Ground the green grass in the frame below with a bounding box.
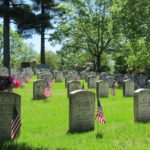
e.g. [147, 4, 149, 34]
[1, 76, 150, 150]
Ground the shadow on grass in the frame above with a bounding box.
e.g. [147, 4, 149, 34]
[95, 132, 103, 139]
[0, 142, 48, 150]
[66, 129, 94, 135]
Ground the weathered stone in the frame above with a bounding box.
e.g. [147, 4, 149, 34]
[96, 80, 109, 98]
[123, 79, 134, 97]
[33, 80, 49, 99]
[88, 75, 96, 88]
[67, 80, 81, 97]
[134, 89, 150, 122]
[69, 90, 95, 132]
[0, 92, 21, 141]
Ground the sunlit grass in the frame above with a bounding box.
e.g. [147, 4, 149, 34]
[0, 76, 150, 150]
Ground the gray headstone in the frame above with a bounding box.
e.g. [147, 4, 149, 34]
[123, 79, 134, 97]
[55, 71, 63, 82]
[138, 75, 147, 88]
[33, 79, 49, 99]
[67, 80, 81, 97]
[63, 70, 69, 77]
[0, 92, 21, 141]
[65, 75, 75, 88]
[100, 72, 108, 80]
[69, 90, 95, 132]
[147, 80, 150, 89]
[134, 89, 150, 122]
[105, 76, 114, 88]
[41, 73, 52, 82]
[96, 80, 109, 98]
[88, 75, 96, 88]
[80, 72, 86, 80]
[37, 72, 42, 79]
[72, 71, 78, 80]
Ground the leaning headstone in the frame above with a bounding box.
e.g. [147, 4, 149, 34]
[0, 92, 21, 141]
[65, 75, 75, 88]
[96, 80, 109, 98]
[134, 89, 150, 122]
[69, 90, 95, 132]
[67, 80, 81, 97]
[123, 79, 134, 97]
[88, 75, 96, 88]
[33, 79, 49, 99]
[55, 71, 63, 82]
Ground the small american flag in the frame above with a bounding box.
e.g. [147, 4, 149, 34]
[96, 99, 106, 124]
[10, 105, 21, 140]
[43, 87, 51, 97]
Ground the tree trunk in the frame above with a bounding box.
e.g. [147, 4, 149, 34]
[40, 2, 46, 64]
[3, 0, 10, 75]
[96, 54, 101, 72]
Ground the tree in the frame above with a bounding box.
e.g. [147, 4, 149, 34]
[0, 0, 36, 74]
[45, 50, 60, 69]
[30, 0, 64, 64]
[0, 26, 39, 67]
[51, 0, 117, 72]
[115, 0, 150, 73]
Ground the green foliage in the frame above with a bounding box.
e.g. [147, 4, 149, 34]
[45, 50, 60, 70]
[0, 26, 39, 67]
[51, 0, 116, 71]
[114, 0, 150, 73]
[113, 52, 128, 74]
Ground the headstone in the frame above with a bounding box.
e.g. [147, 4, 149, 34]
[134, 89, 150, 122]
[55, 71, 63, 82]
[88, 75, 96, 88]
[138, 75, 147, 88]
[96, 80, 109, 98]
[69, 90, 95, 132]
[80, 72, 86, 80]
[72, 71, 78, 80]
[53, 70, 58, 79]
[37, 72, 42, 79]
[65, 75, 75, 88]
[0, 92, 21, 141]
[105, 76, 114, 88]
[147, 80, 150, 89]
[67, 80, 81, 97]
[115, 74, 124, 85]
[100, 72, 108, 80]
[85, 72, 90, 82]
[33, 79, 49, 99]
[41, 73, 52, 82]
[63, 70, 69, 77]
[123, 79, 134, 97]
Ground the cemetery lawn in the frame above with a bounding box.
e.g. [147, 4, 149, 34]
[1, 76, 150, 150]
